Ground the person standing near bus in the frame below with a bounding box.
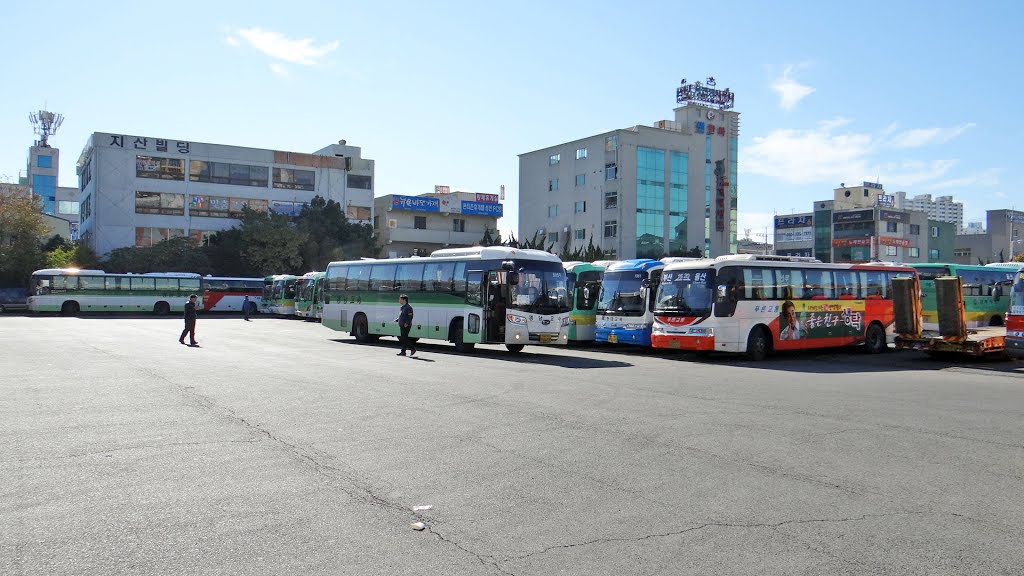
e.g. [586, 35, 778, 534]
[243, 295, 251, 321]
[396, 294, 415, 356]
[179, 294, 199, 346]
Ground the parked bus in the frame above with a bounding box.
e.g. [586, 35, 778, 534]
[295, 271, 325, 319]
[28, 269, 202, 315]
[263, 274, 299, 315]
[259, 276, 274, 314]
[322, 246, 571, 353]
[650, 255, 916, 360]
[595, 259, 665, 346]
[201, 276, 262, 313]
[1006, 270, 1024, 358]
[563, 262, 605, 342]
[910, 263, 1017, 327]
[985, 262, 1024, 271]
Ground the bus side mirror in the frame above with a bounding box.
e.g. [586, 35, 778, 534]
[507, 271, 520, 286]
[716, 285, 728, 302]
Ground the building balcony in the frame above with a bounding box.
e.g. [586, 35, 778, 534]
[387, 228, 484, 246]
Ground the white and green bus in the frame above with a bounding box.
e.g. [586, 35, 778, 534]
[28, 269, 202, 315]
[321, 247, 572, 353]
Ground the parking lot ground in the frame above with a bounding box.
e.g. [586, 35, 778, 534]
[2, 315, 1023, 575]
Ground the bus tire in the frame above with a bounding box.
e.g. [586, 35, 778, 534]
[506, 344, 525, 353]
[61, 301, 80, 316]
[153, 301, 170, 316]
[864, 322, 887, 354]
[989, 315, 1004, 327]
[745, 326, 771, 361]
[352, 313, 372, 343]
[451, 318, 475, 353]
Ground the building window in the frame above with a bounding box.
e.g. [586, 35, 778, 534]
[576, 174, 585, 187]
[189, 195, 268, 218]
[57, 201, 80, 215]
[575, 201, 586, 213]
[604, 220, 618, 238]
[605, 191, 618, 209]
[909, 247, 920, 258]
[886, 221, 898, 233]
[548, 231, 559, 243]
[575, 228, 586, 240]
[886, 245, 898, 256]
[549, 154, 560, 165]
[931, 226, 940, 237]
[136, 155, 185, 181]
[605, 163, 618, 180]
[452, 218, 466, 232]
[37, 155, 52, 168]
[548, 205, 559, 218]
[414, 216, 427, 230]
[135, 191, 185, 215]
[910, 224, 920, 235]
[189, 160, 269, 187]
[373, 215, 380, 229]
[548, 178, 559, 192]
[930, 249, 940, 259]
[347, 174, 372, 189]
[605, 135, 618, 152]
[272, 167, 315, 191]
[576, 147, 588, 160]
[134, 227, 185, 247]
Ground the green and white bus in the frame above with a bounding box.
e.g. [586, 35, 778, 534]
[28, 269, 202, 315]
[563, 261, 605, 342]
[263, 274, 299, 315]
[295, 271, 325, 319]
[910, 263, 1017, 327]
[322, 247, 571, 353]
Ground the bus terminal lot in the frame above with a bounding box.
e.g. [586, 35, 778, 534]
[3, 316, 1024, 576]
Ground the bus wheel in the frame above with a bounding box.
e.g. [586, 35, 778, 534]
[990, 315, 1004, 327]
[61, 301, 80, 316]
[864, 322, 887, 354]
[506, 344, 525, 353]
[352, 314, 371, 343]
[452, 318, 475, 353]
[745, 326, 770, 361]
[153, 301, 170, 316]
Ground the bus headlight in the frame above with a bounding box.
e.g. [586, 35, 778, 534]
[507, 314, 528, 325]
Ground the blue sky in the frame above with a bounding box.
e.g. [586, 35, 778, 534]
[2, 1, 1021, 241]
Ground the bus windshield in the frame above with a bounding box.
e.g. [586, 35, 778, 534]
[598, 270, 647, 316]
[1012, 274, 1024, 310]
[510, 261, 571, 315]
[656, 268, 714, 316]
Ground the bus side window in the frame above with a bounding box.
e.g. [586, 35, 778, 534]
[466, 271, 482, 306]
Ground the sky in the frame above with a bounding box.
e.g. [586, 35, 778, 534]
[1, 0, 1022, 243]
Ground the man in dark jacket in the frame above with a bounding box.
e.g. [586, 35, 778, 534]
[396, 294, 415, 356]
[179, 294, 199, 346]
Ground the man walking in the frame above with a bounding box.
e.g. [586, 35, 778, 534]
[179, 294, 199, 346]
[396, 294, 415, 356]
[243, 295, 251, 321]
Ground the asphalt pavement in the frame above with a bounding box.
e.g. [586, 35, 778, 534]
[2, 314, 1023, 575]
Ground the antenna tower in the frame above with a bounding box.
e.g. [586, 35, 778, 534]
[29, 109, 64, 147]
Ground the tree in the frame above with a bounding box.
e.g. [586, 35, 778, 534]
[296, 196, 378, 269]
[103, 236, 211, 274]
[236, 207, 307, 275]
[42, 236, 101, 270]
[0, 190, 48, 288]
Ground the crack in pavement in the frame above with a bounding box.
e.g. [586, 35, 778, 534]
[7, 439, 264, 463]
[426, 525, 515, 576]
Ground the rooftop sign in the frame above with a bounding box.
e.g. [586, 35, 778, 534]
[676, 77, 735, 110]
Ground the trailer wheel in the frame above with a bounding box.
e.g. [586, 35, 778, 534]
[864, 322, 887, 354]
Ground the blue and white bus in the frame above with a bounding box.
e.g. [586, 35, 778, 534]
[595, 259, 665, 346]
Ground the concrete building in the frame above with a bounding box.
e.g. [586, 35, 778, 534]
[373, 191, 501, 258]
[519, 100, 739, 260]
[76, 133, 374, 255]
[895, 192, 965, 234]
[953, 209, 1024, 264]
[25, 146, 80, 237]
[773, 212, 814, 258]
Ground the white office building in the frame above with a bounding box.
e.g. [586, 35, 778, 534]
[519, 98, 739, 260]
[373, 191, 502, 258]
[76, 133, 374, 255]
[895, 192, 964, 234]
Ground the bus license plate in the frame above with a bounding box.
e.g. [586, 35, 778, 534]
[539, 334, 555, 343]
[670, 339, 680, 349]
[608, 334, 618, 344]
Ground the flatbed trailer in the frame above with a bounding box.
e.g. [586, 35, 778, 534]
[895, 327, 1006, 357]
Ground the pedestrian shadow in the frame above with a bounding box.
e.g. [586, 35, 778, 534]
[328, 338, 633, 369]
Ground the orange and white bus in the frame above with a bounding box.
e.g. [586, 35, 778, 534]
[1006, 270, 1024, 359]
[650, 254, 916, 360]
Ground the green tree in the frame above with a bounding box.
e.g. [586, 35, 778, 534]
[103, 236, 211, 274]
[237, 207, 307, 275]
[296, 196, 379, 269]
[204, 228, 250, 276]
[0, 190, 48, 288]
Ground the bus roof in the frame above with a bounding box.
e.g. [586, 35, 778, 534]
[662, 256, 915, 273]
[298, 271, 322, 279]
[203, 276, 264, 281]
[563, 261, 605, 272]
[327, 246, 563, 268]
[985, 262, 1024, 270]
[32, 268, 107, 275]
[604, 259, 664, 272]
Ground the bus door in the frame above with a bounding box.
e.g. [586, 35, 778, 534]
[484, 270, 509, 342]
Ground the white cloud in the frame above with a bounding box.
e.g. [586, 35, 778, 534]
[743, 117, 872, 185]
[771, 65, 816, 110]
[888, 122, 976, 148]
[877, 159, 959, 188]
[269, 63, 289, 78]
[925, 168, 1000, 191]
[224, 35, 240, 48]
[229, 27, 338, 66]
